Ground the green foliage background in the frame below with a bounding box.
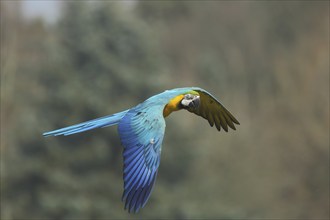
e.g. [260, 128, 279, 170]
[1, 1, 329, 219]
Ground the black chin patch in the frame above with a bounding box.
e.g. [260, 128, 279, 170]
[190, 96, 200, 107]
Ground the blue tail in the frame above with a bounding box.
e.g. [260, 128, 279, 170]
[43, 110, 129, 137]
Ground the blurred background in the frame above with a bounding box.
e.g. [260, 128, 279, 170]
[1, 1, 329, 219]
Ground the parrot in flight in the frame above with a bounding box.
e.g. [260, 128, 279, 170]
[43, 87, 239, 213]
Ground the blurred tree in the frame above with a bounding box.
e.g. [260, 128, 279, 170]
[2, 1, 169, 219]
[2, 1, 329, 219]
[136, 1, 329, 218]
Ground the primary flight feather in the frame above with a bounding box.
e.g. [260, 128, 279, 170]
[43, 87, 239, 213]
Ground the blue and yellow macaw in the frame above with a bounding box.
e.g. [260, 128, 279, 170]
[43, 87, 239, 213]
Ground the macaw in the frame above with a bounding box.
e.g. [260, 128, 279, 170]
[43, 87, 239, 213]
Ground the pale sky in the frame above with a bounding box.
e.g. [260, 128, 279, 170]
[22, 0, 61, 23]
[21, 0, 135, 23]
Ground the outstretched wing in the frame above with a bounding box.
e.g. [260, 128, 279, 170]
[118, 105, 165, 213]
[190, 89, 240, 132]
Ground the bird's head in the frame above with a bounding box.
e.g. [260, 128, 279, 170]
[163, 91, 200, 117]
[180, 93, 200, 110]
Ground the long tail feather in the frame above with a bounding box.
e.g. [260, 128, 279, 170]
[43, 110, 129, 137]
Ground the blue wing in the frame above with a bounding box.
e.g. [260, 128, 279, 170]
[43, 110, 129, 136]
[118, 104, 165, 213]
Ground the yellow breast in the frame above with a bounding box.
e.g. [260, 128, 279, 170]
[163, 94, 185, 117]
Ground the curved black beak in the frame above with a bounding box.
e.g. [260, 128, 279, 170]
[188, 96, 200, 108]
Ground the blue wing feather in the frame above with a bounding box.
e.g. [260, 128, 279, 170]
[117, 87, 205, 213]
[118, 105, 165, 213]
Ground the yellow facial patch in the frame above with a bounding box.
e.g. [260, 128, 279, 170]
[163, 94, 185, 117]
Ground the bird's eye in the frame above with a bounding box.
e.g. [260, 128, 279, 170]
[184, 94, 194, 100]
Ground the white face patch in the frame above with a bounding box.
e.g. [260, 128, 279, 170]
[181, 94, 200, 108]
[150, 138, 155, 145]
[181, 99, 192, 106]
